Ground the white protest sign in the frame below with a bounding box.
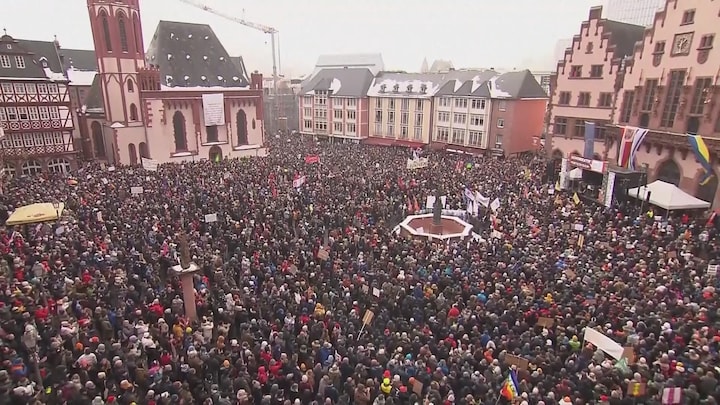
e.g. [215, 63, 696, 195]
[204, 213, 218, 223]
[708, 264, 718, 276]
[131, 186, 144, 195]
[490, 198, 501, 212]
[406, 157, 429, 170]
[574, 224, 584, 231]
[141, 158, 159, 171]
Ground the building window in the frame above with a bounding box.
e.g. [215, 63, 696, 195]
[471, 99, 486, 109]
[494, 134, 503, 149]
[416, 99, 424, 110]
[347, 123, 356, 134]
[438, 112, 450, 122]
[101, 11, 113, 52]
[497, 118, 504, 128]
[554, 117, 567, 135]
[14, 56, 25, 69]
[333, 122, 343, 133]
[37, 83, 47, 94]
[17, 107, 28, 120]
[0, 55, 10, 68]
[414, 112, 423, 126]
[401, 99, 409, 111]
[700, 34, 715, 49]
[173, 111, 188, 150]
[388, 111, 395, 124]
[127, 80, 134, 92]
[574, 121, 584, 138]
[48, 158, 71, 174]
[619, 90, 634, 123]
[590, 65, 603, 78]
[13, 83, 25, 94]
[347, 110, 356, 120]
[374, 123, 382, 135]
[453, 113, 466, 124]
[347, 98, 357, 108]
[205, 125, 218, 142]
[401, 112, 409, 125]
[22, 160, 42, 175]
[303, 107, 311, 117]
[660, 70, 686, 128]
[118, 14, 129, 52]
[558, 92, 571, 105]
[303, 120, 312, 129]
[333, 98, 343, 107]
[690, 77, 713, 115]
[641, 79, 658, 111]
[386, 124, 394, 136]
[303, 96, 312, 106]
[375, 98, 382, 109]
[439, 97, 450, 107]
[333, 109, 343, 119]
[654, 41, 666, 53]
[454, 98, 468, 109]
[388, 99, 395, 110]
[497, 100, 507, 111]
[28, 107, 39, 120]
[436, 127, 449, 142]
[375, 110, 382, 123]
[48, 84, 58, 94]
[569, 65, 582, 78]
[38, 107, 49, 120]
[0, 83, 12, 93]
[578, 92, 591, 106]
[129, 103, 138, 121]
[451, 129, 465, 144]
[49, 107, 60, 119]
[468, 131, 482, 146]
[413, 126, 422, 140]
[598, 92, 613, 107]
[400, 126, 409, 139]
[681, 9, 695, 25]
[133, 13, 142, 53]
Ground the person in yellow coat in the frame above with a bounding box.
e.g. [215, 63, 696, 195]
[380, 377, 392, 396]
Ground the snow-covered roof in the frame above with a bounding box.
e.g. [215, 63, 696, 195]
[300, 68, 373, 97]
[159, 85, 250, 91]
[433, 69, 548, 99]
[366, 72, 447, 98]
[66, 68, 97, 86]
[487, 76, 512, 98]
[43, 67, 68, 82]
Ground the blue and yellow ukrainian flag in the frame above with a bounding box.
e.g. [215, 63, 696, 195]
[687, 134, 714, 185]
[500, 369, 520, 401]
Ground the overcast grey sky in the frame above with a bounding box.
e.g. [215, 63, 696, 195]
[3, 0, 604, 76]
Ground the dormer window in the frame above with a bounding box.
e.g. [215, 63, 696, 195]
[406, 84, 413, 92]
[14, 56, 25, 69]
[0, 55, 10, 68]
[392, 84, 399, 93]
[39, 57, 48, 68]
[379, 84, 386, 93]
[420, 84, 427, 94]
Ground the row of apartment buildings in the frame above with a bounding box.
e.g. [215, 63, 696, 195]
[297, 68, 548, 155]
[548, 0, 720, 206]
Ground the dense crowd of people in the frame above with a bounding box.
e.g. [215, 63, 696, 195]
[0, 134, 718, 405]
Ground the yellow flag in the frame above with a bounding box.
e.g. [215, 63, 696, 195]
[555, 181, 561, 191]
[524, 168, 531, 180]
[573, 192, 581, 205]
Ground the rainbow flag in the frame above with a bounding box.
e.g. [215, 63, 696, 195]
[687, 134, 714, 185]
[500, 370, 520, 401]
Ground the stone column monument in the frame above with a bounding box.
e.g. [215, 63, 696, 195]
[431, 188, 443, 235]
[172, 232, 200, 321]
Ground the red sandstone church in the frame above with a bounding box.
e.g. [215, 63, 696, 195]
[83, 0, 266, 164]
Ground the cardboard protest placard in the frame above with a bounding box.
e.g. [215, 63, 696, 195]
[708, 264, 719, 276]
[204, 213, 218, 223]
[504, 354, 529, 370]
[361, 285, 369, 294]
[372, 287, 381, 297]
[667, 251, 677, 259]
[362, 310, 374, 325]
[622, 347, 636, 365]
[412, 380, 423, 397]
[130, 186, 144, 195]
[537, 317, 554, 328]
[626, 382, 646, 397]
[317, 248, 329, 261]
[564, 269, 577, 280]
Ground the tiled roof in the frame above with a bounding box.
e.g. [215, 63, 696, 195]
[58, 48, 97, 72]
[300, 68, 374, 98]
[0, 35, 65, 80]
[145, 20, 250, 89]
[434, 70, 548, 99]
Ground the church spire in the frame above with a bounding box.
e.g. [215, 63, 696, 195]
[420, 57, 429, 74]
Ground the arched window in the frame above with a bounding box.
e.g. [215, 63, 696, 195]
[127, 80, 134, 92]
[100, 11, 112, 52]
[173, 111, 188, 151]
[236, 110, 248, 145]
[138, 142, 149, 159]
[91, 121, 106, 158]
[206, 125, 219, 143]
[129, 103, 138, 121]
[128, 143, 138, 165]
[47, 158, 71, 174]
[118, 13, 129, 52]
[656, 159, 681, 186]
[3, 162, 16, 177]
[132, 13, 142, 54]
[21, 160, 42, 175]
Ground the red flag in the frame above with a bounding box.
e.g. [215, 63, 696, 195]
[398, 177, 405, 189]
[304, 155, 320, 164]
[407, 197, 413, 212]
[272, 186, 277, 198]
[455, 161, 463, 173]
[413, 196, 419, 212]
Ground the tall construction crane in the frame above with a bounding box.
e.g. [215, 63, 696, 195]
[176, 0, 283, 131]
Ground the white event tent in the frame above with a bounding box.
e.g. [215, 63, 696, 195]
[628, 180, 711, 211]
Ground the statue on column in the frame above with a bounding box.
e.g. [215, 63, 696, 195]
[178, 232, 191, 269]
[433, 188, 443, 226]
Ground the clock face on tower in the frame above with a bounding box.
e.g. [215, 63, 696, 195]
[672, 32, 694, 55]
